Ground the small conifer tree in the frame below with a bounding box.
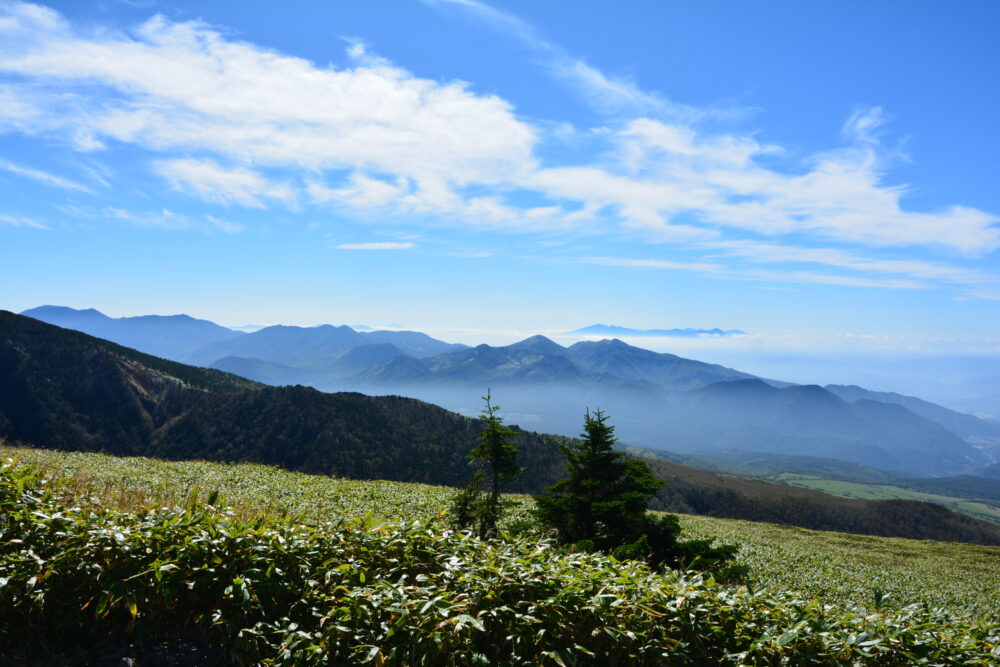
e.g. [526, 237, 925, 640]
[535, 409, 743, 579]
[535, 409, 660, 549]
[450, 390, 523, 539]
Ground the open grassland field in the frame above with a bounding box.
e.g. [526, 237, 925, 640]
[2, 446, 999, 664]
[778, 474, 1000, 525]
[5, 444, 999, 622]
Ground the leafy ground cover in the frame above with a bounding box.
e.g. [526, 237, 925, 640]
[677, 514, 1000, 619]
[4, 444, 999, 622]
[1, 453, 998, 665]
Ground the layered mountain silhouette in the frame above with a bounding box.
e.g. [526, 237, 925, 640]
[824, 384, 1000, 441]
[340, 338, 992, 477]
[20, 306, 1000, 478]
[21, 306, 466, 369]
[188, 324, 465, 368]
[0, 311, 563, 490]
[6, 310, 1000, 544]
[21, 305, 243, 362]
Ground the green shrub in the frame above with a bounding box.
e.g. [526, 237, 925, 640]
[2, 460, 998, 665]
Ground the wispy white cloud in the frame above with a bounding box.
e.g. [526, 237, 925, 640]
[156, 159, 295, 208]
[61, 204, 243, 233]
[525, 116, 999, 253]
[842, 106, 890, 146]
[965, 290, 1000, 301]
[425, 0, 692, 120]
[103, 206, 196, 230]
[309, 170, 587, 233]
[335, 241, 414, 250]
[586, 255, 926, 290]
[0, 157, 92, 192]
[0, 212, 47, 229]
[741, 270, 924, 290]
[708, 240, 998, 286]
[585, 256, 721, 272]
[205, 214, 245, 234]
[309, 173, 409, 209]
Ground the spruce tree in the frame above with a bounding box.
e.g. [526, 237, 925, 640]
[535, 409, 743, 579]
[450, 391, 522, 539]
[535, 409, 661, 550]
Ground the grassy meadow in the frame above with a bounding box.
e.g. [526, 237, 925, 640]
[779, 474, 1000, 525]
[4, 444, 998, 621]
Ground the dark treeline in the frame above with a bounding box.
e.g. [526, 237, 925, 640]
[3, 310, 1000, 545]
[147, 386, 568, 492]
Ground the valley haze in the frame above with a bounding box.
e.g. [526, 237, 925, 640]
[19, 305, 1000, 482]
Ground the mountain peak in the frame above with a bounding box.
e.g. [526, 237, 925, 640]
[22, 305, 111, 320]
[509, 335, 565, 354]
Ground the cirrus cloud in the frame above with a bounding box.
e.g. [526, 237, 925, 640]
[335, 241, 414, 250]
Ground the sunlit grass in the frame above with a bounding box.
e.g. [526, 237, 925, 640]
[778, 474, 1000, 524]
[4, 444, 999, 619]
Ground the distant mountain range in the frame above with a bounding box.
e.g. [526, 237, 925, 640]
[0, 311, 563, 491]
[20, 305, 243, 361]
[4, 309, 1000, 545]
[20, 306, 467, 368]
[19, 305, 1000, 478]
[569, 323, 747, 337]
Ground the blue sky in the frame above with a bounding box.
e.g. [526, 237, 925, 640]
[1, 0, 998, 365]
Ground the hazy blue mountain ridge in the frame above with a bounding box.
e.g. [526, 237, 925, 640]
[6, 310, 1000, 545]
[22, 306, 467, 372]
[19, 306, 1000, 477]
[567, 339, 757, 389]
[664, 380, 984, 475]
[187, 324, 368, 368]
[21, 305, 244, 362]
[188, 323, 467, 368]
[348, 343, 987, 476]
[826, 384, 1000, 440]
[209, 356, 328, 386]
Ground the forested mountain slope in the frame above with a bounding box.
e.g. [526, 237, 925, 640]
[0, 311, 564, 491]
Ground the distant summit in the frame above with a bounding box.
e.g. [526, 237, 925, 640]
[570, 323, 747, 338]
[21, 305, 244, 361]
